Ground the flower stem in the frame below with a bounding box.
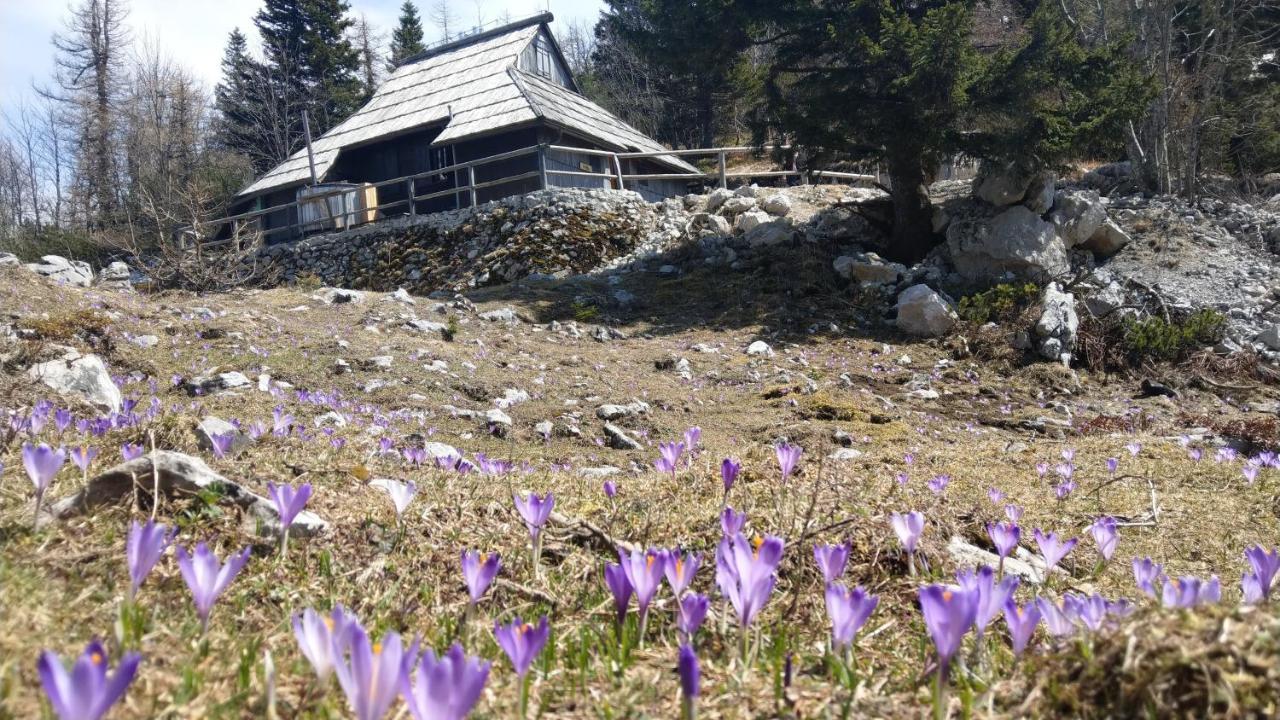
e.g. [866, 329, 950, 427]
[280, 528, 290, 560]
[518, 672, 530, 720]
[933, 667, 948, 720]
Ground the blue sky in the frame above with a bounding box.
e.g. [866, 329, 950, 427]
[0, 0, 605, 112]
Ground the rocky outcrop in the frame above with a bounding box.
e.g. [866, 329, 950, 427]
[1050, 190, 1108, 247]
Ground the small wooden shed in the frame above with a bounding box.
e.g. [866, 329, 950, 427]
[232, 13, 697, 239]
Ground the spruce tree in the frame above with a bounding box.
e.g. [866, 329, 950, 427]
[739, 0, 1151, 262]
[213, 29, 271, 172]
[300, 0, 363, 132]
[388, 1, 426, 70]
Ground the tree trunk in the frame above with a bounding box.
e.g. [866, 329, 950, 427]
[886, 151, 936, 264]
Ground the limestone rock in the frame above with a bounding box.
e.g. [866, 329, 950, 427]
[895, 285, 957, 338]
[98, 261, 132, 290]
[1033, 282, 1079, 362]
[743, 219, 796, 248]
[746, 340, 773, 356]
[761, 195, 793, 217]
[28, 353, 123, 413]
[972, 162, 1033, 206]
[315, 287, 365, 304]
[705, 188, 734, 213]
[39, 451, 329, 537]
[833, 252, 905, 286]
[603, 422, 642, 450]
[734, 210, 770, 235]
[947, 205, 1069, 282]
[1050, 190, 1108, 247]
[26, 255, 93, 287]
[1082, 218, 1131, 256]
[596, 401, 650, 421]
[187, 371, 251, 396]
[1023, 172, 1057, 214]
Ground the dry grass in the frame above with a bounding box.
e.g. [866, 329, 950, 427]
[1, 267, 1279, 718]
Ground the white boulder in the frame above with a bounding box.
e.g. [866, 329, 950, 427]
[28, 353, 123, 413]
[896, 285, 958, 338]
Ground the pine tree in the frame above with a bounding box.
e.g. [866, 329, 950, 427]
[300, 0, 363, 132]
[388, 1, 426, 70]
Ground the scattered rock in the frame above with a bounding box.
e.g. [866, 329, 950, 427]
[972, 162, 1033, 206]
[596, 401, 650, 421]
[478, 308, 518, 323]
[186, 371, 252, 396]
[833, 252, 905, 286]
[746, 340, 774, 357]
[947, 536, 1052, 583]
[1082, 218, 1131, 256]
[315, 287, 365, 304]
[97, 261, 132, 290]
[1050, 190, 1108, 247]
[603, 423, 642, 450]
[761, 195, 793, 217]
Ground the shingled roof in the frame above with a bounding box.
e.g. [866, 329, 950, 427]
[238, 14, 696, 199]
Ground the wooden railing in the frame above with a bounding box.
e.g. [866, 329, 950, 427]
[196, 143, 876, 249]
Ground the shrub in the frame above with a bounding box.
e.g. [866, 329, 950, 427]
[1122, 310, 1225, 362]
[957, 283, 1041, 325]
[293, 272, 323, 292]
[572, 301, 601, 323]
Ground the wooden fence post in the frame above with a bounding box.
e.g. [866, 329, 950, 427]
[718, 151, 727, 189]
[407, 178, 416, 216]
[537, 145, 549, 190]
[612, 154, 625, 191]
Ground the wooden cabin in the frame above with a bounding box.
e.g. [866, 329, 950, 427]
[231, 13, 698, 242]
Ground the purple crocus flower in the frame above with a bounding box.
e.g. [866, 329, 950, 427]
[678, 644, 700, 720]
[1088, 516, 1118, 562]
[1005, 504, 1024, 523]
[718, 533, 784, 628]
[720, 506, 746, 537]
[664, 549, 702, 597]
[775, 443, 802, 481]
[987, 487, 1005, 504]
[22, 442, 66, 523]
[333, 624, 409, 720]
[1132, 557, 1165, 597]
[677, 593, 709, 640]
[721, 458, 740, 495]
[824, 583, 879, 651]
[267, 482, 313, 554]
[927, 474, 950, 495]
[1161, 575, 1220, 609]
[494, 616, 550, 677]
[293, 605, 354, 681]
[1243, 545, 1280, 604]
[401, 644, 491, 720]
[175, 542, 252, 632]
[209, 431, 237, 459]
[1105, 457, 1119, 474]
[1069, 593, 1110, 632]
[1126, 441, 1141, 456]
[37, 639, 141, 720]
[602, 480, 617, 500]
[957, 565, 1019, 639]
[1032, 529, 1077, 574]
[683, 426, 701, 451]
[53, 408, 73, 433]
[69, 446, 98, 476]
[987, 522, 1020, 560]
[619, 547, 668, 625]
[461, 550, 501, 605]
[126, 520, 173, 600]
[513, 492, 554, 540]
[604, 562, 633, 623]
[121, 443, 144, 461]
[813, 542, 850, 584]
[890, 511, 925, 575]
[378, 480, 417, 521]
[1002, 599, 1041, 656]
[655, 441, 684, 479]
[1036, 597, 1076, 637]
[918, 584, 979, 676]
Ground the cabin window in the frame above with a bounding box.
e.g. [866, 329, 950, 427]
[536, 38, 553, 79]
